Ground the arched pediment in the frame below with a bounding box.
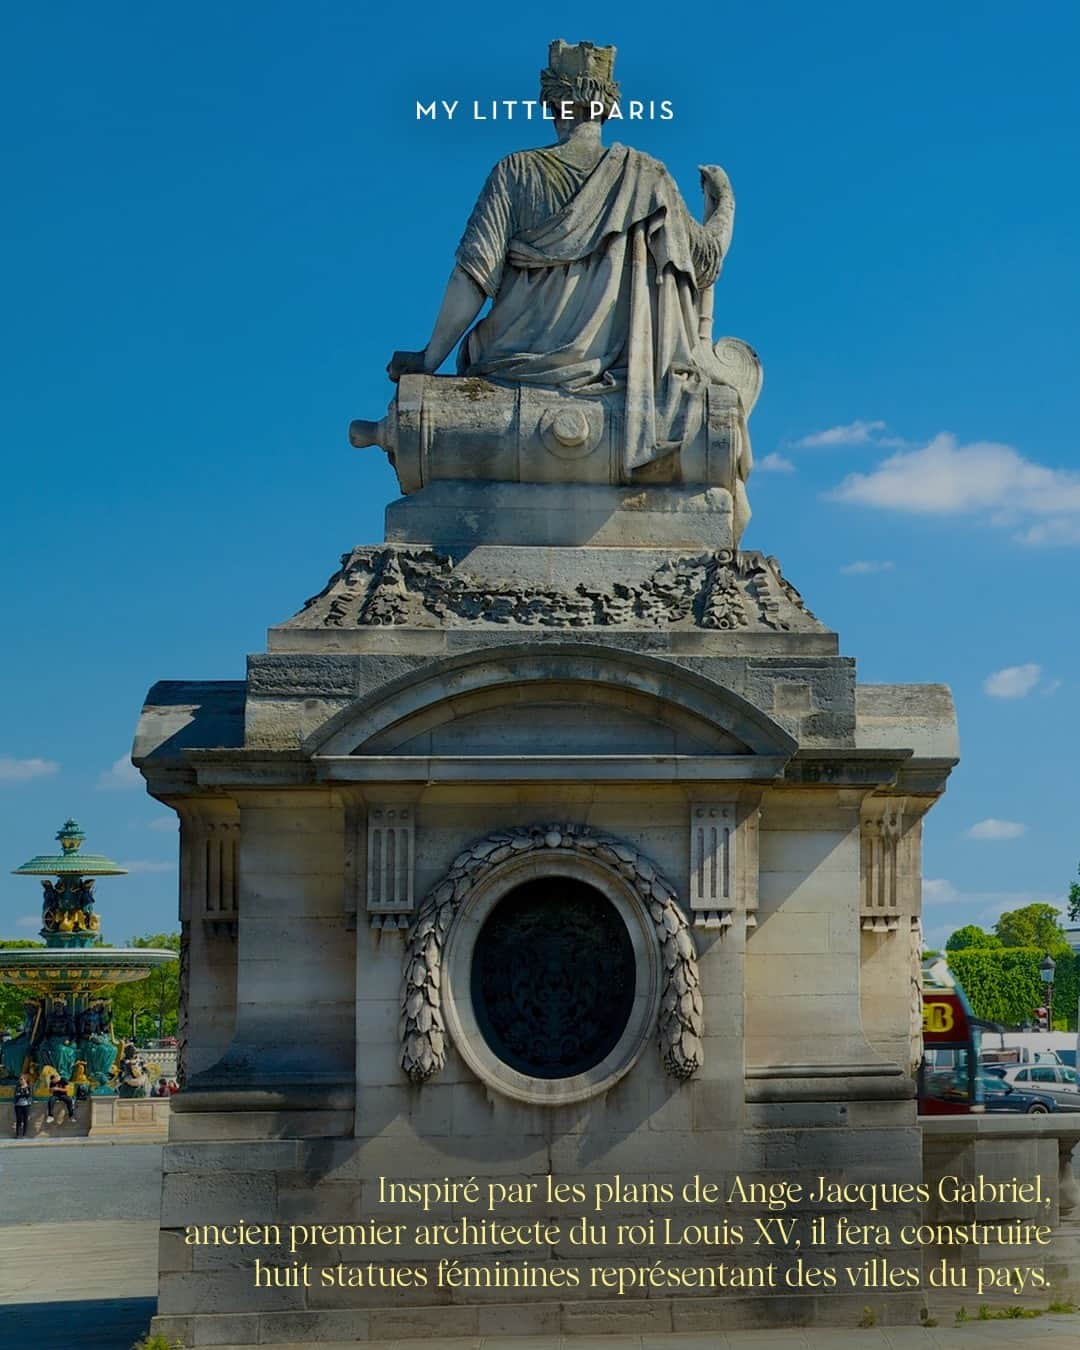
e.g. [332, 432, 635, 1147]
[305, 645, 798, 762]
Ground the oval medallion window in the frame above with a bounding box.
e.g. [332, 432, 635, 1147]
[470, 877, 637, 1079]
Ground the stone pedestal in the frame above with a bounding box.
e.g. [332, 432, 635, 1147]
[0, 1095, 170, 1139]
[136, 482, 960, 1343]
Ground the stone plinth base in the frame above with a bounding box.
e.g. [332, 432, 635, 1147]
[153, 1290, 927, 1346]
[921, 1114, 1080, 1310]
[151, 1096, 931, 1344]
[89, 1094, 171, 1137]
[135, 465, 963, 1345]
[385, 481, 735, 550]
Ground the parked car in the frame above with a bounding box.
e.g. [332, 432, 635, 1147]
[978, 1073, 1057, 1115]
[1000, 1063, 1080, 1108]
[925, 1071, 1057, 1114]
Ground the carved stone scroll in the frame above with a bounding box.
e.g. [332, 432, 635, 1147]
[909, 916, 924, 1076]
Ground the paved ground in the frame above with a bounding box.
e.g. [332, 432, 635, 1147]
[0, 1137, 163, 1221]
[163, 1322, 1080, 1349]
[0, 1139, 161, 1346]
[1, 1139, 1078, 1348]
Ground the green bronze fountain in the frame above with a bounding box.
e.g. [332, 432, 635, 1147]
[0, 819, 177, 1097]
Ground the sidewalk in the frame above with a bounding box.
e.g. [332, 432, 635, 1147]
[0, 1220, 158, 1303]
[194, 1321, 1080, 1350]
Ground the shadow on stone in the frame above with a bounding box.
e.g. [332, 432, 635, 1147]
[0, 1297, 156, 1349]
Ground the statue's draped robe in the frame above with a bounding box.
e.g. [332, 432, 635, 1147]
[455, 143, 727, 473]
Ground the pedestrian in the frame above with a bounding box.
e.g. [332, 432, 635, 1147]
[13, 1074, 32, 1138]
[45, 1074, 75, 1124]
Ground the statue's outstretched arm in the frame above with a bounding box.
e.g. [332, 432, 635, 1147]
[387, 266, 486, 382]
[690, 165, 736, 289]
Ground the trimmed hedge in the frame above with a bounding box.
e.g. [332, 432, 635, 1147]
[946, 946, 1078, 1030]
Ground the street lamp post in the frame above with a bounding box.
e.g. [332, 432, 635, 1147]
[1039, 953, 1056, 1031]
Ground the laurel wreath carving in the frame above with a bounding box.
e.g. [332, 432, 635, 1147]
[399, 824, 704, 1085]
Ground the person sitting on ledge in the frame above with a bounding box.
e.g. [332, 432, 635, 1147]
[45, 1074, 75, 1124]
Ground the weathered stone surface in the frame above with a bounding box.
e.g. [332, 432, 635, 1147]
[276, 543, 824, 636]
[385, 481, 737, 549]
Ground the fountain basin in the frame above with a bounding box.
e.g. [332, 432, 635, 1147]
[0, 947, 176, 993]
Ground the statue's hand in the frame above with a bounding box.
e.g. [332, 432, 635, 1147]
[387, 349, 428, 383]
[699, 164, 732, 208]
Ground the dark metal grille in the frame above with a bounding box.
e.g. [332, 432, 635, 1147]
[470, 878, 636, 1078]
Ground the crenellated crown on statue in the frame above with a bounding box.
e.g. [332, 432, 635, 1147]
[540, 40, 620, 113]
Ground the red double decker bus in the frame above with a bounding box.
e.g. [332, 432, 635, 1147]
[917, 958, 984, 1115]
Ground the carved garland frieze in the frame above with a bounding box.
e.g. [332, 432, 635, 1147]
[290, 547, 821, 632]
[399, 824, 704, 1085]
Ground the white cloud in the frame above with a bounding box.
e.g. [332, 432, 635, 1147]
[97, 755, 140, 791]
[840, 560, 895, 575]
[0, 756, 59, 783]
[791, 419, 906, 450]
[983, 663, 1042, 699]
[147, 816, 178, 833]
[14, 915, 40, 930]
[756, 452, 795, 474]
[923, 879, 959, 904]
[118, 860, 176, 875]
[828, 433, 1080, 545]
[1014, 518, 1080, 548]
[967, 818, 1027, 841]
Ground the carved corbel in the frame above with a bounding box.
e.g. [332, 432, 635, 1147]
[689, 797, 761, 935]
[174, 799, 240, 939]
[859, 797, 908, 934]
[343, 793, 419, 932]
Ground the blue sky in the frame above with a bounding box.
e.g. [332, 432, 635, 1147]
[1, 3, 1077, 948]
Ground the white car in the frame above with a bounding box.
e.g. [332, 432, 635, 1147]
[1001, 1063, 1080, 1106]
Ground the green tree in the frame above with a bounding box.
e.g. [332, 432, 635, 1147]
[108, 933, 181, 1043]
[1067, 862, 1079, 925]
[0, 939, 45, 1033]
[945, 925, 1001, 952]
[994, 903, 1070, 955]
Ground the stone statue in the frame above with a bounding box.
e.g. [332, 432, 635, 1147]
[41, 877, 97, 938]
[118, 1045, 150, 1098]
[81, 1031, 118, 1088]
[39, 1035, 77, 1080]
[42, 998, 75, 1041]
[351, 40, 760, 541]
[0, 1003, 41, 1080]
[1, 1031, 31, 1080]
